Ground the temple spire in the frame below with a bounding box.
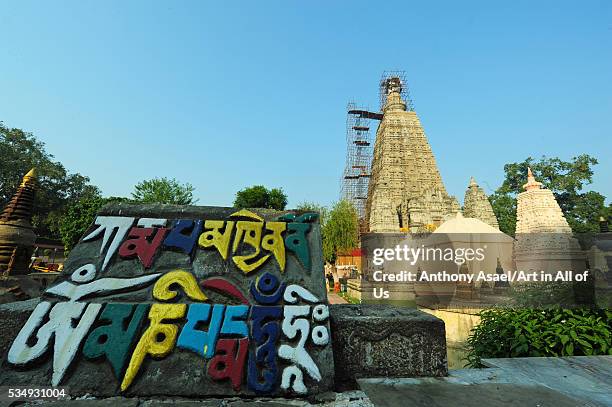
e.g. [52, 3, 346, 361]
[20, 168, 36, 187]
[463, 176, 499, 229]
[523, 167, 543, 191]
[0, 168, 38, 276]
[366, 75, 459, 233]
[383, 90, 406, 113]
[1, 168, 37, 224]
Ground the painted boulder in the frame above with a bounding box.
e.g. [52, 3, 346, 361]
[0, 203, 333, 398]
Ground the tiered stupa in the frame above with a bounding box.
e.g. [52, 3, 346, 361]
[365, 77, 459, 233]
[0, 169, 37, 277]
[463, 177, 499, 229]
[514, 167, 585, 275]
[515, 168, 572, 233]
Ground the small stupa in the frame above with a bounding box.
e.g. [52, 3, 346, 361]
[0, 169, 37, 277]
[463, 177, 499, 229]
[514, 167, 585, 276]
[515, 168, 573, 234]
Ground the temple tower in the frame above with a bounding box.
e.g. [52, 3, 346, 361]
[0, 169, 37, 276]
[515, 168, 572, 233]
[514, 168, 584, 276]
[463, 177, 499, 229]
[365, 75, 459, 233]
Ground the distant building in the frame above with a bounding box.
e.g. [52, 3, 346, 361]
[0, 169, 37, 276]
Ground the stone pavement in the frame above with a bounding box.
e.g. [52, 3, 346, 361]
[358, 356, 612, 407]
[327, 292, 348, 304]
[481, 356, 612, 406]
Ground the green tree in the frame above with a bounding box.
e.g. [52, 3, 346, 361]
[58, 196, 128, 252]
[0, 122, 100, 238]
[131, 177, 197, 205]
[490, 155, 609, 235]
[321, 200, 359, 263]
[268, 188, 288, 211]
[233, 185, 287, 210]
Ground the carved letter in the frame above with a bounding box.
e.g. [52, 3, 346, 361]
[121, 303, 186, 391]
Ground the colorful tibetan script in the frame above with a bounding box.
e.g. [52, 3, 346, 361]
[5, 207, 333, 397]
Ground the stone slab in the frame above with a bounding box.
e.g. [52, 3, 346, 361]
[329, 304, 447, 390]
[20, 397, 141, 407]
[12, 391, 374, 407]
[358, 378, 595, 407]
[0, 204, 334, 398]
[482, 356, 612, 407]
[359, 357, 612, 407]
[0, 297, 39, 359]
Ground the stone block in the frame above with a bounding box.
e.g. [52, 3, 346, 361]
[0, 204, 334, 398]
[330, 304, 447, 389]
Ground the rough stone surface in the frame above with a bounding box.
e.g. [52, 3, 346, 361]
[15, 391, 373, 407]
[329, 304, 447, 390]
[1, 204, 334, 398]
[0, 297, 39, 358]
[22, 397, 141, 407]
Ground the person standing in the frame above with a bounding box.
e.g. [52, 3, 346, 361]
[326, 272, 334, 292]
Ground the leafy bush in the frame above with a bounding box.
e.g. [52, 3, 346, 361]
[59, 196, 128, 253]
[465, 308, 612, 367]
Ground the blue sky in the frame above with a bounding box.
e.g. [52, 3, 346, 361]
[1, 1, 610, 208]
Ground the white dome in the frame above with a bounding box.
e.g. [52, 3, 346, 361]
[434, 212, 506, 235]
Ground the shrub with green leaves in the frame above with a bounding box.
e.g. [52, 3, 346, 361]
[465, 308, 612, 367]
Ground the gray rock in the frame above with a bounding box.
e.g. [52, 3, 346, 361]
[22, 397, 139, 407]
[139, 399, 224, 407]
[330, 304, 447, 390]
[0, 298, 39, 359]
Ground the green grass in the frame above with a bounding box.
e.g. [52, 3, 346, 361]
[337, 291, 361, 304]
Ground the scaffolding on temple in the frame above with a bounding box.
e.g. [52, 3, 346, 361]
[379, 71, 414, 111]
[341, 71, 412, 221]
[340, 102, 376, 220]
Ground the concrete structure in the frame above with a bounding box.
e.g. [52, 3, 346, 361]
[365, 76, 459, 233]
[0, 169, 37, 277]
[463, 177, 499, 229]
[514, 168, 585, 276]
